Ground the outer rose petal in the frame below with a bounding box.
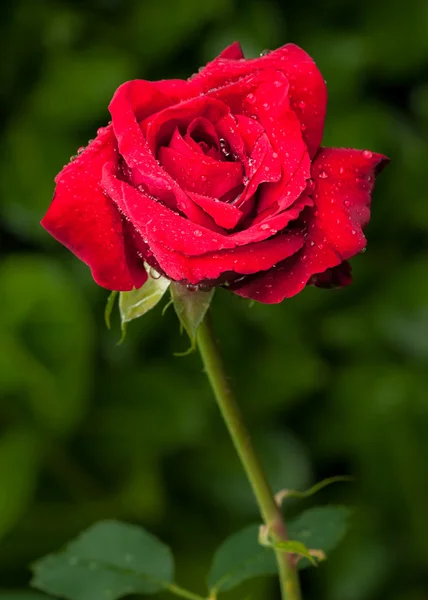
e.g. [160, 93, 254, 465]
[233, 147, 388, 303]
[189, 43, 327, 157]
[148, 230, 305, 284]
[218, 41, 245, 60]
[309, 261, 352, 288]
[41, 126, 147, 291]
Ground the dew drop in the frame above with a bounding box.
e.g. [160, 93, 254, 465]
[247, 93, 256, 104]
[149, 267, 161, 280]
[351, 229, 357, 235]
[298, 100, 306, 109]
[301, 124, 307, 131]
[194, 229, 203, 237]
[259, 223, 270, 230]
[362, 150, 373, 160]
[339, 167, 345, 174]
[318, 170, 328, 179]
[260, 49, 272, 56]
[219, 138, 231, 158]
[361, 247, 367, 253]
[77, 146, 85, 155]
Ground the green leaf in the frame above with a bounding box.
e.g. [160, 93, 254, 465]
[0, 429, 41, 540]
[208, 506, 352, 594]
[31, 520, 174, 600]
[207, 525, 276, 594]
[170, 283, 214, 352]
[287, 506, 353, 570]
[119, 270, 170, 339]
[105, 292, 118, 329]
[270, 540, 317, 566]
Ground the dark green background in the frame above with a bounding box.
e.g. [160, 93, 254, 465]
[1, 0, 427, 598]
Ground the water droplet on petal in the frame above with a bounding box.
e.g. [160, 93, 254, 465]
[194, 229, 203, 237]
[259, 223, 270, 230]
[77, 147, 85, 155]
[260, 49, 271, 56]
[362, 150, 373, 160]
[247, 93, 256, 104]
[339, 167, 345, 174]
[318, 170, 328, 179]
[298, 100, 306, 109]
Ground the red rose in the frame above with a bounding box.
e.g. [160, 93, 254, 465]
[42, 42, 388, 303]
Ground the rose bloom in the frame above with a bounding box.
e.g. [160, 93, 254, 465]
[42, 42, 388, 303]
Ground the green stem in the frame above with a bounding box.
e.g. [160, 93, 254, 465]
[197, 314, 302, 600]
[166, 583, 206, 600]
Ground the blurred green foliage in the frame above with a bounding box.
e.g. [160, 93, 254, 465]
[0, 0, 427, 599]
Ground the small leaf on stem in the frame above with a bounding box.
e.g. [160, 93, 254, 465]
[207, 506, 352, 594]
[269, 540, 318, 566]
[119, 268, 170, 340]
[170, 283, 214, 353]
[287, 505, 353, 570]
[207, 524, 276, 594]
[104, 291, 118, 329]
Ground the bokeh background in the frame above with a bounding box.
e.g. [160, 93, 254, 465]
[1, 0, 427, 599]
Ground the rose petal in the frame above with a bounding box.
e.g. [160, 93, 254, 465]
[208, 70, 310, 213]
[217, 41, 245, 60]
[102, 163, 236, 255]
[187, 191, 243, 229]
[144, 96, 229, 154]
[41, 126, 147, 291]
[189, 43, 327, 157]
[309, 261, 352, 288]
[231, 194, 313, 244]
[233, 147, 388, 303]
[109, 82, 222, 230]
[158, 145, 243, 199]
[148, 230, 305, 283]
